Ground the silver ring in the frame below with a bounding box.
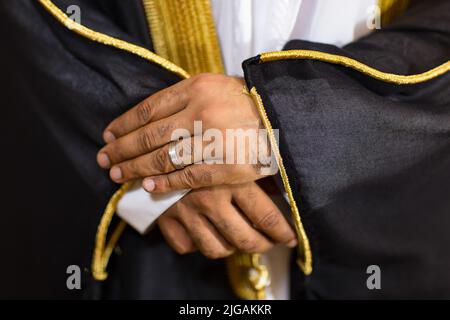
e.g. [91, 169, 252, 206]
[168, 141, 185, 170]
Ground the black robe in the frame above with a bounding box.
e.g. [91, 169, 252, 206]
[0, 0, 449, 299]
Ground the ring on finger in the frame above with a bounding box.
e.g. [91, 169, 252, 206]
[168, 140, 187, 170]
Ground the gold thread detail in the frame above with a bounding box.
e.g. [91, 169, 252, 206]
[91, 183, 131, 281]
[37, 0, 191, 282]
[38, 0, 296, 297]
[260, 50, 450, 85]
[249, 87, 313, 276]
[142, 0, 224, 75]
[102, 220, 127, 267]
[37, 0, 441, 292]
[142, 0, 269, 300]
[38, 0, 190, 79]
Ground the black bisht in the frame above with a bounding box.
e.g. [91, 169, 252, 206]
[0, 0, 449, 299]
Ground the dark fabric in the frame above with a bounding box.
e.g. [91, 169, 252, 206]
[104, 228, 235, 300]
[0, 0, 233, 299]
[2, 0, 449, 300]
[243, 0, 450, 299]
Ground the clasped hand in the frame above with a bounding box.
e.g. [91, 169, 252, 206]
[97, 74, 297, 258]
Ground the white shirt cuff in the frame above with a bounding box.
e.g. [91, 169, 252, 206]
[116, 181, 190, 234]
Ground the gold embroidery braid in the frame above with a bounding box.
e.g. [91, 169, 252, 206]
[142, 0, 268, 300]
[39, 0, 449, 299]
[38, 0, 190, 79]
[260, 50, 450, 85]
[38, 0, 267, 299]
[91, 183, 131, 280]
[248, 87, 313, 276]
[142, 0, 224, 75]
[37, 0, 191, 282]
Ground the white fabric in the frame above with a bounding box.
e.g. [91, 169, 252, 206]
[212, 0, 376, 76]
[116, 181, 189, 234]
[117, 0, 375, 299]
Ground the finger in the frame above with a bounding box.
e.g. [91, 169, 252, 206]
[233, 183, 297, 247]
[142, 164, 231, 193]
[103, 79, 193, 142]
[142, 163, 259, 193]
[98, 111, 193, 168]
[110, 135, 225, 183]
[178, 211, 235, 259]
[205, 203, 273, 253]
[109, 136, 197, 183]
[158, 216, 197, 254]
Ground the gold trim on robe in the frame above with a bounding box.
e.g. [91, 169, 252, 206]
[38, 0, 450, 301]
[141, 0, 273, 300]
[142, 0, 224, 75]
[259, 50, 450, 85]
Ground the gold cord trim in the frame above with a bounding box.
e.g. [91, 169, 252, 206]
[38, 0, 312, 294]
[37, 0, 192, 282]
[91, 183, 131, 281]
[37, 0, 441, 292]
[248, 87, 313, 276]
[142, 0, 268, 300]
[102, 220, 127, 268]
[38, 0, 190, 79]
[260, 50, 450, 85]
[142, 0, 224, 75]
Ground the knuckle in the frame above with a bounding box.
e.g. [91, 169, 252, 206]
[197, 190, 224, 211]
[157, 122, 174, 139]
[197, 108, 213, 124]
[165, 174, 176, 190]
[246, 188, 258, 200]
[138, 127, 157, 151]
[107, 145, 124, 163]
[164, 87, 184, 107]
[196, 187, 215, 198]
[191, 73, 213, 91]
[257, 210, 281, 230]
[198, 168, 213, 185]
[180, 167, 197, 188]
[170, 199, 186, 213]
[122, 160, 137, 177]
[237, 238, 258, 252]
[137, 101, 153, 124]
[190, 190, 213, 210]
[214, 218, 230, 231]
[154, 147, 170, 172]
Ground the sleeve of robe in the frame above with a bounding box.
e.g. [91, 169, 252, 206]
[242, 0, 450, 298]
[0, 0, 235, 299]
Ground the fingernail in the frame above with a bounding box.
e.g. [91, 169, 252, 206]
[97, 152, 111, 168]
[110, 166, 122, 181]
[143, 178, 155, 192]
[287, 239, 298, 248]
[103, 130, 116, 143]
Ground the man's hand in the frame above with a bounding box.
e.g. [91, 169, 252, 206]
[97, 74, 274, 193]
[158, 182, 297, 258]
